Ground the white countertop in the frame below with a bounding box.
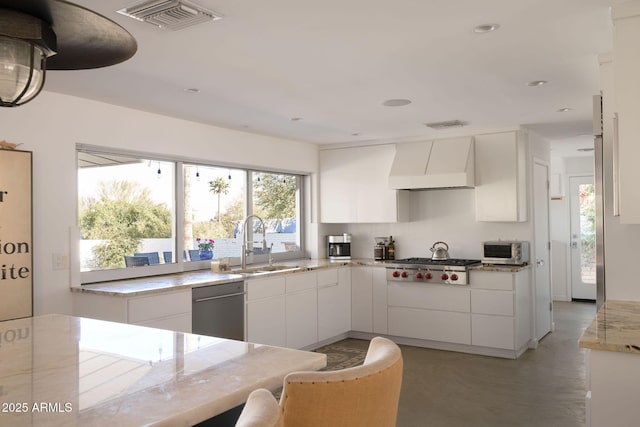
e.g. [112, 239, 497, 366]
[0, 314, 326, 426]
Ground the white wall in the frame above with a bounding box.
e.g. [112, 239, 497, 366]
[342, 188, 531, 260]
[0, 91, 319, 316]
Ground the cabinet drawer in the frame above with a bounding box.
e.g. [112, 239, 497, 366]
[388, 283, 470, 313]
[246, 277, 286, 301]
[317, 268, 339, 287]
[471, 290, 514, 316]
[470, 271, 514, 290]
[286, 271, 317, 293]
[388, 307, 471, 345]
[472, 314, 515, 349]
[128, 291, 191, 324]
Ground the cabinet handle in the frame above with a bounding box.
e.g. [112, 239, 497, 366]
[194, 292, 245, 303]
[613, 112, 620, 217]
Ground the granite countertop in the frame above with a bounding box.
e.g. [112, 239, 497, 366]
[72, 258, 370, 297]
[71, 258, 522, 297]
[0, 314, 326, 427]
[579, 300, 640, 354]
[471, 264, 531, 273]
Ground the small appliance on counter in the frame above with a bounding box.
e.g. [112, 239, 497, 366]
[327, 234, 351, 260]
[481, 240, 529, 265]
[374, 237, 387, 260]
[374, 236, 396, 260]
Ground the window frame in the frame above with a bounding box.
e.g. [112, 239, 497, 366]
[76, 145, 305, 284]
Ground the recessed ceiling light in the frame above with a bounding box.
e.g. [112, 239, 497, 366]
[557, 107, 572, 112]
[473, 24, 500, 33]
[184, 88, 200, 93]
[352, 133, 360, 136]
[382, 99, 412, 107]
[526, 80, 547, 87]
[290, 117, 303, 121]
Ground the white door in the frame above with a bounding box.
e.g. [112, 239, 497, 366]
[569, 175, 596, 300]
[534, 162, 552, 340]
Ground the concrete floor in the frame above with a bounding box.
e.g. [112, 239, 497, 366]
[341, 301, 597, 427]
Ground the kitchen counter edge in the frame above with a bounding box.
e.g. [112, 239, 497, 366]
[579, 300, 640, 355]
[70, 259, 383, 297]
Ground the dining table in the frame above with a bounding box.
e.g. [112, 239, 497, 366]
[0, 314, 327, 426]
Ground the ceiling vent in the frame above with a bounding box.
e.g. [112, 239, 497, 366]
[424, 120, 468, 130]
[117, 0, 222, 31]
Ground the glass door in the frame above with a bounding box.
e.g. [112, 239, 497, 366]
[570, 175, 596, 300]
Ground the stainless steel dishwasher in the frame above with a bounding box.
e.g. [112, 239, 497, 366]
[192, 281, 244, 340]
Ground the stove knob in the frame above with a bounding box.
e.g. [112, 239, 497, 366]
[425, 273, 432, 280]
[392, 271, 400, 278]
[401, 271, 408, 278]
[441, 273, 449, 280]
[451, 274, 459, 281]
[416, 272, 423, 279]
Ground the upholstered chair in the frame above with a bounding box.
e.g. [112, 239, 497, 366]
[236, 336, 403, 427]
[235, 388, 281, 427]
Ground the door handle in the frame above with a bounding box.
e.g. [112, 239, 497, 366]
[571, 241, 578, 249]
[536, 259, 545, 266]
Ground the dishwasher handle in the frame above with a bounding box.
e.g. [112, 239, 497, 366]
[194, 292, 245, 303]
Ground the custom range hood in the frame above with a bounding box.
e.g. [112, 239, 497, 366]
[388, 137, 475, 190]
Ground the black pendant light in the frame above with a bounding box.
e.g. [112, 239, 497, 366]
[0, 0, 137, 107]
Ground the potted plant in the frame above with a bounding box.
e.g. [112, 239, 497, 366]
[196, 237, 215, 260]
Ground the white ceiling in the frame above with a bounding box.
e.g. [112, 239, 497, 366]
[44, 0, 621, 148]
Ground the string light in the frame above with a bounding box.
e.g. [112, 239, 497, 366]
[196, 167, 200, 181]
[228, 169, 232, 180]
[157, 162, 161, 178]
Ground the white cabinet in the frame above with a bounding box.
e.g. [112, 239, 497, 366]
[372, 267, 388, 334]
[320, 144, 410, 223]
[470, 269, 531, 353]
[387, 282, 471, 345]
[285, 272, 318, 349]
[246, 276, 287, 347]
[351, 266, 373, 332]
[612, 3, 640, 223]
[73, 289, 192, 333]
[318, 268, 351, 341]
[350, 266, 388, 334]
[475, 131, 527, 222]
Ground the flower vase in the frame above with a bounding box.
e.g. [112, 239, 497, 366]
[199, 249, 213, 260]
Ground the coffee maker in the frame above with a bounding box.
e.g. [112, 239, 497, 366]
[327, 234, 352, 260]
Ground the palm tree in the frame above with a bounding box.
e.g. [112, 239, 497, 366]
[209, 177, 230, 223]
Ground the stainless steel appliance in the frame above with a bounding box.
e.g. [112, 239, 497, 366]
[481, 241, 529, 266]
[386, 258, 481, 285]
[593, 94, 606, 310]
[192, 281, 244, 340]
[327, 234, 351, 260]
[429, 241, 450, 260]
[374, 237, 388, 260]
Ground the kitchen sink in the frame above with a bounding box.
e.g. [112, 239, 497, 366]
[233, 265, 301, 274]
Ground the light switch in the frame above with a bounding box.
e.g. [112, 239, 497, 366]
[52, 253, 69, 270]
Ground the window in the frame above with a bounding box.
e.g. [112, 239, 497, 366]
[252, 172, 300, 255]
[77, 151, 176, 274]
[183, 164, 246, 262]
[77, 146, 304, 283]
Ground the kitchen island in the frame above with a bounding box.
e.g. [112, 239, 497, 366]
[0, 314, 326, 427]
[579, 300, 640, 426]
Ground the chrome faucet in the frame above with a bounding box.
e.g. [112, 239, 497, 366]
[241, 215, 267, 269]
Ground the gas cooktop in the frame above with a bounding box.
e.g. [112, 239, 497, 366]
[393, 258, 482, 267]
[386, 258, 482, 285]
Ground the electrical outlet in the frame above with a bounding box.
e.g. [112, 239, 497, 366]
[52, 253, 69, 270]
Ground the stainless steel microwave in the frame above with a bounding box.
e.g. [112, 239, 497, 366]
[482, 241, 529, 265]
